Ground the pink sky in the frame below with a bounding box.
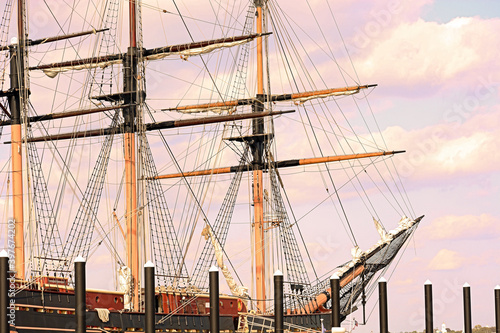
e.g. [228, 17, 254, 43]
[1, 1, 499, 332]
[334, 1, 500, 332]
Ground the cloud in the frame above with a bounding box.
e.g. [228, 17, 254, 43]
[427, 249, 465, 270]
[422, 214, 500, 241]
[384, 107, 500, 182]
[351, 16, 500, 92]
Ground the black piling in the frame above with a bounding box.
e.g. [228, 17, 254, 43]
[209, 266, 219, 333]
[494, 285, 499, 333]
[424, 280, 433, 333]
[274, 270, 284, 333]
[0, 250, 8, 333]
[379, 277, 388, 333]
[75, 256, 86, 333]
[331, 274, 341, 329]
[145, 261, 155, 333]
[463, 283, 472, 333]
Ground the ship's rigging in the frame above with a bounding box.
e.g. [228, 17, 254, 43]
[0, 0, 421, 328]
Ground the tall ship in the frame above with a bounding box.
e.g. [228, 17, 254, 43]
[0, 0, 422, 332]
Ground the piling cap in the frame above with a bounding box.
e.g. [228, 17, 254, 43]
[0, 250, 7, 257]
[379, 277, 387, 283]
[495, 285, 500, 290]
[209, 266, 218, 272]
[331, 328, 347, 333]
[74, 256, 85, 263]
[330, 273, 340, 280]
[274, 269, 283, 276]
[424, 279, 432, 285]
[463, 282, 470, 288]
[144, 261, 154, 268]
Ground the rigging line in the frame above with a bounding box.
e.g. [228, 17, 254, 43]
[142, 103, 245, 287]
[303, 0, 349, 87]
[326, 1, 414, 216]
[366, 162, 407, 217]
[141, 0, 245, 31]
[326, 1, 361, 86]
[289, 158, 380, 229]
[276, 0, 389, 219]
[171, 0, 227, 106]
[270, 8, 358, 245]
[156, 128, 246, 287]
[270, 5, 385, 215]
[364, 228, 419, 323]
[388, 158, 416, 217]
[27, 102, 124, 264]
[358, 90, 415, 216]
[267, 154, 319, 281]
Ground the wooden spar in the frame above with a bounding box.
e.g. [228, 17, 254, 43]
[0, 104, 127, 125]
[143, 33, 270, 58]
[152, 150, 405, 180]
[16, 110, 294, 143]
[253, 0, 266, 314]
[0, 28, 109, 51]
[300, 265, 365, 314]
[163, 84, 376, 112]
[28, 33, 268, 73]
[126, 0, 139, 311]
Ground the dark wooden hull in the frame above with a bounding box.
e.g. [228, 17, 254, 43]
[12, 289, 333, 332]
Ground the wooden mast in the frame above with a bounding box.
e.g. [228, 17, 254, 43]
[125, 0, 139, 310]
[253, 0, 266, 313]
[8, 0, 27, 280]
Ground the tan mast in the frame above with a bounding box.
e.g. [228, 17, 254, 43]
[10, 0, 27, 280]
[125, 0, 139, 310]
[253, 0, 266, 313]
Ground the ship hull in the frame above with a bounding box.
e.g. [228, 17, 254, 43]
[13, 289, 334, 332]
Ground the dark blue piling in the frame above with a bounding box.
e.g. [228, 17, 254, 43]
[379, 277, 388, 333]
[494, 285, 499, 333]
[209, 266, 219, 333]
[331, 274, 341, 329]
[0, 251, 8, 333]
[424, 280, 433, 333]
[145, 261, 155, 333]
[463, 283, 472, 333]
[274, 270, 283, 333]
[75, 256, 86, 333]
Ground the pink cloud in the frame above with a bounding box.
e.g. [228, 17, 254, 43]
[427, 248, 465, 270]
[383, 108, 500, 182]
[351, 16, 500, 92]
[422, 214, 500, 241]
